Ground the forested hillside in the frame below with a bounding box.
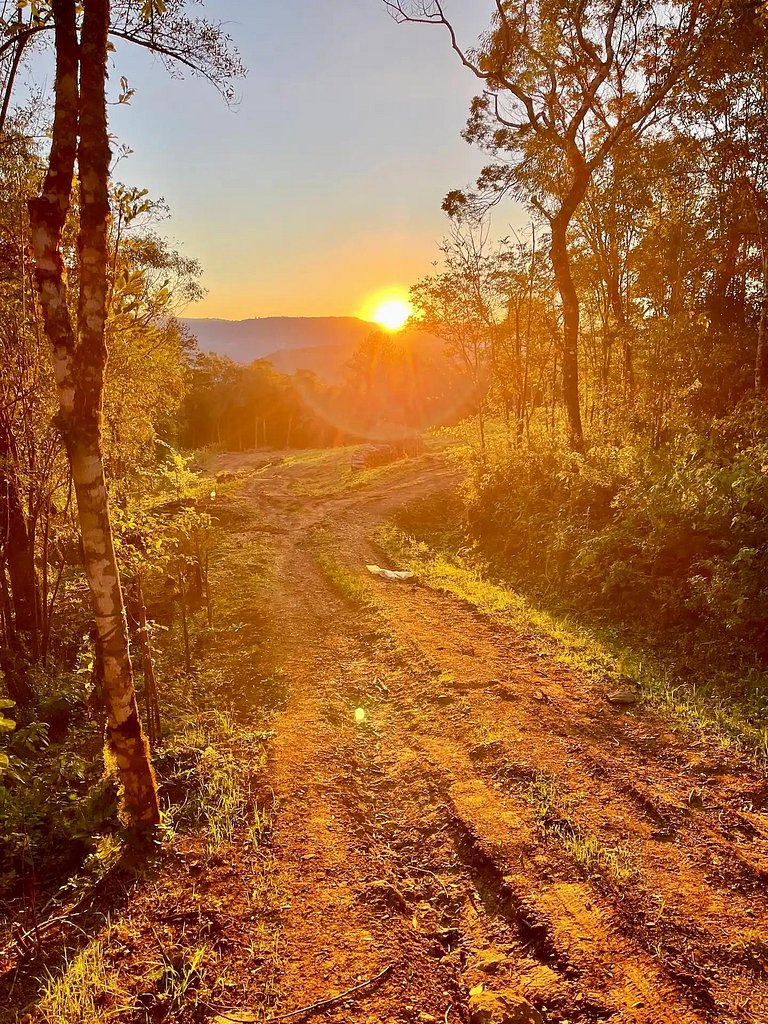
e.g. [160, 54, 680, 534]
[392, 0, 768, 726]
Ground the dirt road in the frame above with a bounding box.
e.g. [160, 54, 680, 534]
[208, 449, 768, 1024]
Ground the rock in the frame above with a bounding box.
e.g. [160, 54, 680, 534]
[469, 990, 544, 1024]
[470, 739, 505, 761]
[358, 879, 408, 912]
[473, 947, 508, 973]
[606, 687, 638, 706]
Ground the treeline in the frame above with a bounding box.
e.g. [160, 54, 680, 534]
[180, 329, 473, 450]
[400, 1, 768, 684]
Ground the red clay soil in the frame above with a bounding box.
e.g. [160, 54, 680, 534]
[5, 449, 768, 1024]
[210, 451, 768, 1024]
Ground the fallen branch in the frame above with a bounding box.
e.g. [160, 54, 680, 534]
[211, 962, 396, 1023]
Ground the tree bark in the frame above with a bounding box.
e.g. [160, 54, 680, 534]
[0, 416, 38, 659]
[27, 0, 159, 825]
[756, 249, 768, 393]
[550, 215, 584, 448]
[136, 572, 161, 748]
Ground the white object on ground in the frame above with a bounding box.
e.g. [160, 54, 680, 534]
[366, 564, 414, 581]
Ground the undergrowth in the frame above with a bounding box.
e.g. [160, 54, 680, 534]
[36, 938, 125, 1024]
[1, 472, 279, 1024]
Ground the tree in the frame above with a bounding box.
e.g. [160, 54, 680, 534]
[26, 0, 159, 824]
[11, 0, 241, 825]
[385, 0, 750, 446]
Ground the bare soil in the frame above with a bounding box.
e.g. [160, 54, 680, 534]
[208, 449, 768, 1024]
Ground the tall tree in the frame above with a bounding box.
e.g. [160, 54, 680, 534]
[386, 0, 745, 446]
[28, 0, 159, 824]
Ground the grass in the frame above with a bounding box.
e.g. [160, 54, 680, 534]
[150, 942, 212, 1015]
[157, 708, 270, 854]
[313, 536, 374, 611]
[526, 773, 635, 885]
[376, 521, 768, 760]
[37, 938, 125, 1024]
[286, 445, 426, 499]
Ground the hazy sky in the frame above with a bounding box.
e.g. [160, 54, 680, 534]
[96, 1, 497, 320]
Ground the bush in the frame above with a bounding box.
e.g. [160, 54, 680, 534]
[462, 405, 768, 660]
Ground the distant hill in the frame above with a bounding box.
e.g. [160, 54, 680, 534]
[263, 343, 361, 381]
[181, 315, 449, 384]
[181, 316, 375, 377]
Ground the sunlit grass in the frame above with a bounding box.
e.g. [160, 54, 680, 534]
[376, 522, 768, 759]
[287, 445, 426, 498]
[526, 773, 635, 885]
[150, 942, 213, 1015]
[159, 710, 268, 853]
[37, 939, 125, 1024]
[313, 541, 373, 611]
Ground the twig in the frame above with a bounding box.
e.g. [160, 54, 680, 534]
[407, 863, 450, 900]
[211, 962, 396, 1023]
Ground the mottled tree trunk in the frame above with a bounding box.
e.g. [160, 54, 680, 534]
[28, 0, 159, 825]
[756, 250, 768, 394]
[136, 573, 161, 748]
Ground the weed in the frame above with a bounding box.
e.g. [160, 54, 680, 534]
[152, 942, 212, 1013]
[524, 772, 635, 885]
[314, 545, 373, 611]
[730, 930, 768, 972]
[564, 831, 635, 884]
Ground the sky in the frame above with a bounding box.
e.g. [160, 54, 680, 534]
[92, 1, 496, 321]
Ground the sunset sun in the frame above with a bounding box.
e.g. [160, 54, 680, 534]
[369, 296, 412, 332]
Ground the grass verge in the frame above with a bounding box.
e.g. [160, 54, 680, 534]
[312, 533, 374, 611]
[376, 521, 768, 760]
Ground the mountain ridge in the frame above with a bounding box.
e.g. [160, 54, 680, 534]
[180, 315, 377, 372]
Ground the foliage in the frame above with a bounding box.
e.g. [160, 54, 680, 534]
[461, 407, 768, 659]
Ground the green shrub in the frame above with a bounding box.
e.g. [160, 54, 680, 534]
[462, 404, 768, 661]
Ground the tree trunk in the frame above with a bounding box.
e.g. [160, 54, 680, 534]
[756, 249, 768, 393]
[550, 215, 584, 448]
[136, 573, 161, 748]
[27, 0, 159, 825]
[0, 418, 38, 660]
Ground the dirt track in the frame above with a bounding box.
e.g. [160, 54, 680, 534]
[210, 449, 768, 1024]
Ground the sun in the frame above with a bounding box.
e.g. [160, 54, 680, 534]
[365, 293, 413, 332]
